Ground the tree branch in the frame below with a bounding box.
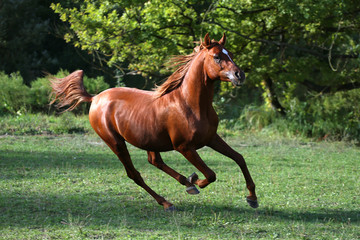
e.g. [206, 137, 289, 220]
[302, 80, 360, 93]
[217, 5, 275, 15]
[205, 20, 360, 60]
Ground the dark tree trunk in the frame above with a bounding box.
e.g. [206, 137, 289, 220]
[263, 75, 286, 116]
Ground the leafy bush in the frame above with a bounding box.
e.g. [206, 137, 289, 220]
[29, 77, 53, 112]
[83, 75, 110, 95]
[284, 89, 360, 140]
[230, 89, 360, 141]
[213, 82, 360, 141]
[240, 105, 276, 130]
[0, 72, 30, 115]
[0, 70, 110, 115]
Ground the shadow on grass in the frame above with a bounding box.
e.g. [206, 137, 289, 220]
[0, 189, 359, 230]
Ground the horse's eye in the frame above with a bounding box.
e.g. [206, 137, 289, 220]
[214, 55, 221, 63]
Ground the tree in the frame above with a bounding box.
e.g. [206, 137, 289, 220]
[0, 0, 106, 84]
[205, 0, 360, 110]
[52, 0, 360, 138]
[46, 0, 360, 139]
[52, 0, 360, 93]
[51, 0, 215, 80]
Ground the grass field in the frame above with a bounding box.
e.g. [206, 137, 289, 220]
[0, 132, 359, 239]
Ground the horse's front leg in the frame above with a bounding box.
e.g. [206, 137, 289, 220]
[177, 147, 216, 189]
[147, 151, 200, 194]
[207, 134, 258, 208]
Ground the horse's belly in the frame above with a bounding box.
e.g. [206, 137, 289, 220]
[115, 113, 174, 152]
[124, 129, 174, 152]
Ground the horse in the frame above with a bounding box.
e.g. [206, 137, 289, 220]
[50, 33, 258, 211]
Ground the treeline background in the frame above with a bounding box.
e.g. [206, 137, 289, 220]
[1, 0, 359, 141]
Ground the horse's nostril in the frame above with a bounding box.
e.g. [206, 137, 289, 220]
[235, 71, 240, 80]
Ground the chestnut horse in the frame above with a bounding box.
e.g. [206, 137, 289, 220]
[50, 33, 258, 210]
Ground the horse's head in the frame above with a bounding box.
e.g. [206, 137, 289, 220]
[200, 33, 245, 86]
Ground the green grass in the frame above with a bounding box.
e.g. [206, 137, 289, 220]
[0, 113, 92, 135]
[0, 133, 359, 239]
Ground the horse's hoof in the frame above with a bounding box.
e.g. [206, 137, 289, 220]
[186, 185, 200, 195]
[165, 205, 176, 212]
[246, 197, 259, 208]
[187, 172, 199, 184]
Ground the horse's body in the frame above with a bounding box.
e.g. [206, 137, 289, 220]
[90, 86, 218, 152]
[50, 33, 258, 210]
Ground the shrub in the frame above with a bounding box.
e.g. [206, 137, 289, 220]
[83, 75, 110, 95]
[0, 72, 31, 115]
[216, 87, 360, 141]
[29, 77, 53, 112]
[284, 89, 360, 140]
[239, 105, 276, 130]
[0, 70, 111, 115]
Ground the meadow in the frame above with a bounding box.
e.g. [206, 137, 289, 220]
[0, 131, 359, 239]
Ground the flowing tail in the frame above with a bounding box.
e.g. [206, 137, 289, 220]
[49, 70, 93, 111]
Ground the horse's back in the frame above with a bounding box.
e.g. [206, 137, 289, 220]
[93, 87, 153, 103]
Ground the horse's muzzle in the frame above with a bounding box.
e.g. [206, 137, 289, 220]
[231, 71, 245, 86]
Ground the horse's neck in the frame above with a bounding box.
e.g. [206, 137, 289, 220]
[180, 54, 215, 113]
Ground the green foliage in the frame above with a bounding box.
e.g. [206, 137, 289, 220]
[0, 72, 30, 115]
[0, 70, 109, 115]
[51, 0, 360, 87]
[83, 75, 110, 95]
[50, 0, 211, 76]
[240, 105, 277, 130]
[224, 88, 360, 141]
[0, 0, 109, 84]
[29, 77, 53, 112]
[50, 0, 360, 141]
[284, 89, 360, 140]
[48, 112, 92, 134]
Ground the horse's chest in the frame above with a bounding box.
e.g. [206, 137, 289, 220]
[193, 117, 217, 139]
[179, 110, 219, 147]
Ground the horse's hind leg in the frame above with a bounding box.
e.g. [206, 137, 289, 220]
[106, 138, 174, 210]
[147, 151, 200, 194]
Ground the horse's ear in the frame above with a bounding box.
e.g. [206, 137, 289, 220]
[219, 33, 226, 46]
[203, 33, 211, 48]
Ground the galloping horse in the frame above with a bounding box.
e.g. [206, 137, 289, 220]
[50, 33, 258, 210]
